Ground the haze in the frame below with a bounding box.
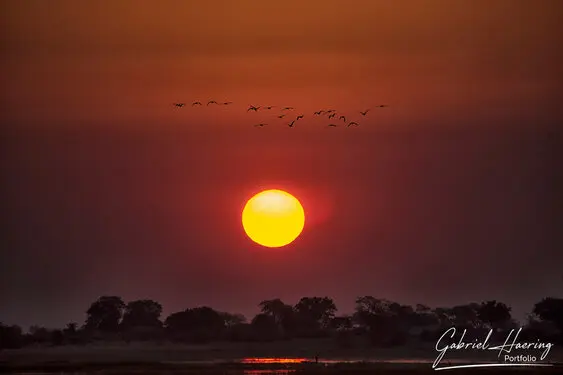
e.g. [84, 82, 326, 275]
[1, 0, 562, 329]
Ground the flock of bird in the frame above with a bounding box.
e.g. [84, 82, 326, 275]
[172, 100, 389, 128]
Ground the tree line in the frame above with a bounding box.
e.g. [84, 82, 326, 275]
[1, 296, 562, 350]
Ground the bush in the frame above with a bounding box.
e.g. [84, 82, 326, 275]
[0, 324, 24, 349]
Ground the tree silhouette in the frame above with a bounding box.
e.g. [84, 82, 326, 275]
[353, 297, 411, 346]
[533, 297, 563, 341]
[220, 312, 247, 327]
[259, 299, 291, 324]
[164, 310, 191, 339]
[29, 325, 51, 344]
[477, 300, 511, 331]
[50, 329, 64, 346]
[432, 307, 455, 328]
[251, 313, 279, 341]
[6, 294, 562, 348]
[0, 323, 24, 349]
[330, 315, 353, 331]
[413, 304, 439, 328]
[451, 303, 481, 329]
[327, 315, 355, 348]
[294, 296, 337, 331]
[85, 296, 126, 332]
[221, 312, 249, 341]
[164, 306, 224, 343]
[258, 298, 295, 337]
[121, 299, 163, 329]
[64, 322, 77, 334]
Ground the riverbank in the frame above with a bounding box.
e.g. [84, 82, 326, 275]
[1, 340, 562, 372]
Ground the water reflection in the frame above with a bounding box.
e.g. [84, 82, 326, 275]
[12, 357, 548, 375]
[241, 358, 307, 364]
[241, 357, 497, 365]
[163, 357, 498, 365]
[244, 370, 295, 375]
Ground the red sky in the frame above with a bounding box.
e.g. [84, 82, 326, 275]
[1, 0, 562, 328]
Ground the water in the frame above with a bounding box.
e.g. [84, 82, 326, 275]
[162, 357, 493, 365]
[5, 357, 561, 374]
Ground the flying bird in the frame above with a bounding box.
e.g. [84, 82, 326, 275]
[328, 113, 336, 119]
[288, 120, 296, 128]
[263, 106, 275, 109]
[326, 109, 336, 113]
[348, 121, 359, 127]
[282, 107, 294, 111]
[247, 105, 260, 112]
[360, 109, 370, 116]
[254, 123, 268, 127]
[173, 103, 186, 107]
[296, 115, 304, 120]
[313, 111, 322, 115]
[191, 101, 202, 106]
[277, 114, 286, 118]
[375, 104, 388, 107]
[327, 124, 338, 127]
[222, 102, 233, 105]
[339, 115, 346, 122]
[207, 100, 218, 106]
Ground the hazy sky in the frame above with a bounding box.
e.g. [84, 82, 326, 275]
[1, 0, 562, 328]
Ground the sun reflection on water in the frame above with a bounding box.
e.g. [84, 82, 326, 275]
[241, 358, 308, 364]
[243, 370, 296, 375]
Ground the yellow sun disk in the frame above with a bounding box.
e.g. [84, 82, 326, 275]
[242, 190, 305, 248]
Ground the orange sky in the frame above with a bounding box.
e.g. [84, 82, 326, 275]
[2, 0, 562, 130]
[1, 1, 562, 328]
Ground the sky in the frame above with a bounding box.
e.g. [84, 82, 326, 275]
[1, 0, 562, 328]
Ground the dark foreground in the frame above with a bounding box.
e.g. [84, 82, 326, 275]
[1, 360, 563, 374]
[2, 342, 562, 374]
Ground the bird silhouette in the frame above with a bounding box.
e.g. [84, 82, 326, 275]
[313, 111, 322, 115]
[375, 104, 388, 108]
[248, 105, 260, 112]
[348, 121, 359, 127]
[254, 123, 268, 127]
[328, 113, 336, 119]
[339, 115, 346, 122]
[282, 107, 294, 111]
[360, 109, 370, 116]
[327, 124, 338, 127]
[207, 100, 218, 106]
[263, 106, 274, 110]
[191, 101, 201, 106]
[222, 102, 233, 105]
[326, 109, 336, 113]
[173, 103, 186, 107]
[288, 120, 296, 127]
[277, 114, 286, 118]
[296, 115, 304, 120]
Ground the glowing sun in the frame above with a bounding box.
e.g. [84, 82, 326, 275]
[242, 189, 305, 248]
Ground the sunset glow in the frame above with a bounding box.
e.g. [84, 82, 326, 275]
[242, 189, 305, 248]
[1, 0, 560, 344]
[241, 358, 307, 364]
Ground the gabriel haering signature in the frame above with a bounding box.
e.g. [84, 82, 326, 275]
[433, 327, 554, 370]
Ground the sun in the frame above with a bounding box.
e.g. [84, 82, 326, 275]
[242, 189, 305, 248]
